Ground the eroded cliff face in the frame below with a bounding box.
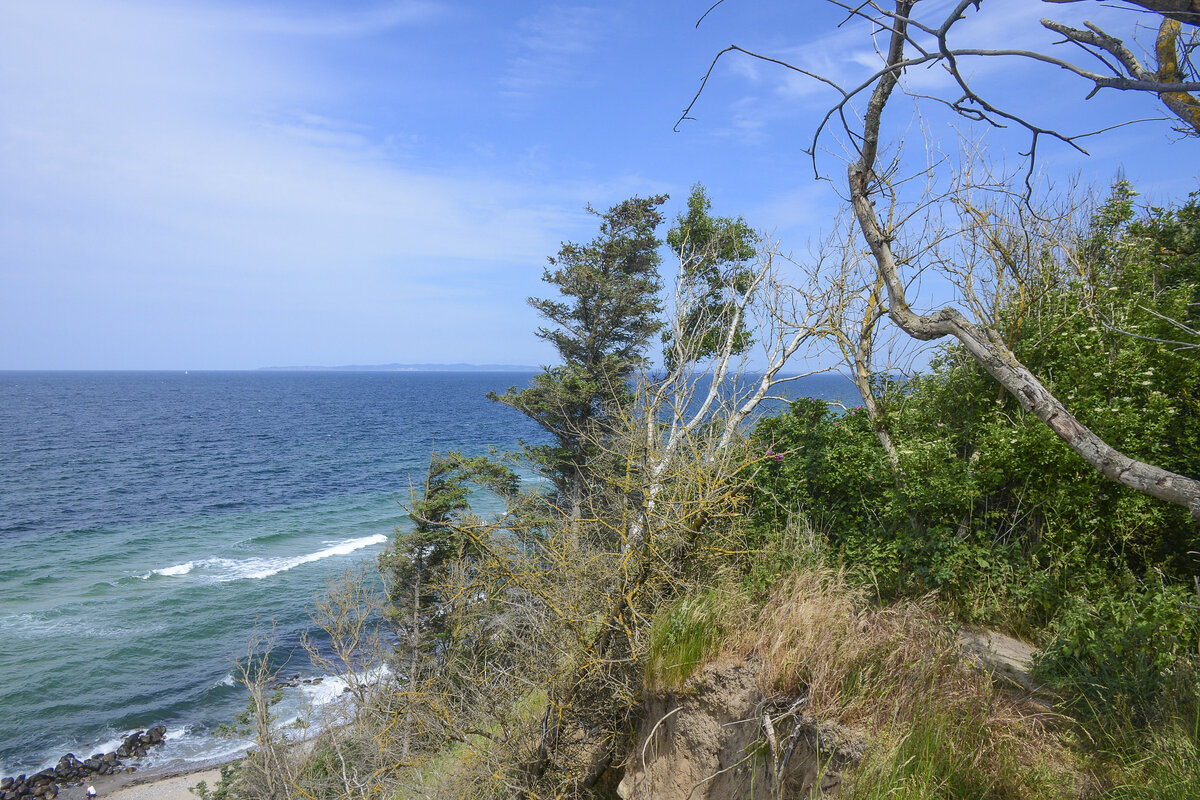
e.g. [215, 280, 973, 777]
[618, 662, 864, 800]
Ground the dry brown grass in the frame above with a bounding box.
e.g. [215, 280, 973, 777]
[700, 565, 1081, 796]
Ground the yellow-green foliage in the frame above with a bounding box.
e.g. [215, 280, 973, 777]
[1095, 724, 1200, 800]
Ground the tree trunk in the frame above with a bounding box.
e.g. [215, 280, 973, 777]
[848, 1, 1200, 519]
[1122, 0, 1200, 26]
[401, 560, 422, 761]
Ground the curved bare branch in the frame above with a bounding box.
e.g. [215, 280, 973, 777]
[846, 2, 1200, 517]
[1041, 15, 1200, 133]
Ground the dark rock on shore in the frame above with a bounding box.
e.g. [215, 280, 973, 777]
[266, 674, 324, 691]
[2, 726, 168, 800]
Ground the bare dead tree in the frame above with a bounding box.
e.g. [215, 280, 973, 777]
[848, 3, 1200, 517]
[624, 232, 833, 549]
[825, 215, 902, 470]
[680, 1, 1200, 188]
[233, 624, 296, 800]
[303, 567, 385, 707]
[681, 0, 1200, 517]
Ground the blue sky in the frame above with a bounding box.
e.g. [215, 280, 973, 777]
[1, 0, 1194, 370]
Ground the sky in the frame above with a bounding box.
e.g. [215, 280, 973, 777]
[0, 0, 1195, 370]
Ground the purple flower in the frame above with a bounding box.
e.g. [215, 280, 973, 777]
[774, 454, 784, 462]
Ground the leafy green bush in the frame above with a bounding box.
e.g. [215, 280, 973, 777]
[1034, 572, 1200, 725]
[744, 183, 1200, 714]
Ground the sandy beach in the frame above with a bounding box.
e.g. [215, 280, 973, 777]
[55, 766, 224, 800]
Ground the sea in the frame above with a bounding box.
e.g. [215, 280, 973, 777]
[0, 370, 855, 778]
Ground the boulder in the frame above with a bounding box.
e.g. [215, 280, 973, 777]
[0, 723, 168, 800]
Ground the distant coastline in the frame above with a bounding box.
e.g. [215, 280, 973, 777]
[257, 363, 538, 372]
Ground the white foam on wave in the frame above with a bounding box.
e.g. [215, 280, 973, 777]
[0, 612, 65, 636]
[15, 731, 128, 777]
[272, 663, 394, 733]
[0, 613, 166, 639]
[307, 663, 392, 708]
[140, 534, 388, 584]
[8, 662, 398, 779]
[127, 725, 255, 775]
[207, 533, 389, 582]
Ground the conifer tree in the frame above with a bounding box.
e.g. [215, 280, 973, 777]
[490, 195, 667, 520]
[664, 184, 757, 370]
[383, 450, 516, 679]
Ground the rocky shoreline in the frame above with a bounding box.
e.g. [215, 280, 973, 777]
[266, 673, 327, 692]
[1, 726, 168, 800]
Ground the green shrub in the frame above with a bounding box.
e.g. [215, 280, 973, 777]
[1034, 572, 1200, 727]
[746, 184, 1200, 635]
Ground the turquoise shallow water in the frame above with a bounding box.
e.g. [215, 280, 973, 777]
[0, 370, 856, 777]
[0, 371, 548, 776]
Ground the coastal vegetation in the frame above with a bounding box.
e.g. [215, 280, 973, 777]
[207, 3, 1200, 799]
[205, 178, 1200, 800]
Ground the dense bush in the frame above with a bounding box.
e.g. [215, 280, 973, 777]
[746, 185, 1200, 715]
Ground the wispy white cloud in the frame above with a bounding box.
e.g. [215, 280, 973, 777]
[0, 0, 1179, 369]
[0, 1, 556, 260]
[698, 0, 1152, 151]
[499, 4, 616, 100]
[724, 55, 762, 83]
[0, 0, 588, 368]
[230, 1, 447, 37]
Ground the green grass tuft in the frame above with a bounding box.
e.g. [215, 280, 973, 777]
[644, 587, 742, 689]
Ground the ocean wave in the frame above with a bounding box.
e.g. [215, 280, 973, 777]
[141, 534, 388, 584]
[5, 662, 398, 779]
[230, 530, 295, 548]
[153, 562, 195, 577]
[305, 663, 392, 708]
[269, 663, 394, 734]
[0, 612, 166, 639]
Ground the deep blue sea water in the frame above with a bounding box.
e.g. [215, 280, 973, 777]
[0, 370, 855, 777]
